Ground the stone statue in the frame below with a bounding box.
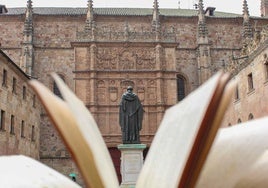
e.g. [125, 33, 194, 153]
[119, 86, 143, 144]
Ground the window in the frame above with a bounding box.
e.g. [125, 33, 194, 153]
[0, 110, 5, 130]
[177, 75, 186, 101]
[12, 77, 17, 93]
[237, 118, 242, 124]
[265, 60, 268, 81]
[247, 73, 254, 91]
[2, 69, 7, 86]
[248, 113, 254, 120]
[33, 95, 36, 108]
[31, 125, 35, 141]
[53, 75, 65, 99]
[23, 86, 26, 100]
[21, 120, 25, 138]
[10, 115, 15, 135]
[235, 85, 239, 100]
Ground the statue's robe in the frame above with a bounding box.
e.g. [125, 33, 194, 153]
[119, 92, 143, 144]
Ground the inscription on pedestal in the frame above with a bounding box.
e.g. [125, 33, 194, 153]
[124, 154, 141, 172]
[118, 144, 147, 187]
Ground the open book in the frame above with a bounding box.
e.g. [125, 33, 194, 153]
[1, 71, 268, 188]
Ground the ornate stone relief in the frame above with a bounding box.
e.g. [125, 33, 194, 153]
[148, 79, 156, 87]
[97, 80, 106, 104]
[120, 80, 134, 89]
[94, 78, 162, 104]
[109, 87, 118, 102]
[226, 25, 268, 74]
[119, 50, 136, 70]
[77, 23, 177, 42]
[225, 56, 239, 73]
[96, 48, 117, 70]
[148, 87, 157, 104]
[137, 87, 145, 102]
[241, 25, 268, 56]
[147, 79, 157, 104]
[96, 47, 156, 70]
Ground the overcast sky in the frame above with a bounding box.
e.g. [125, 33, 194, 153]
[1, 0, 260, 16]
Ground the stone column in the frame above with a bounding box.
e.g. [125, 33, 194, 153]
[117, 144, 146, 188]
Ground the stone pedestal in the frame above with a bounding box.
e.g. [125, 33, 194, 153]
[117, 144, 146, 188]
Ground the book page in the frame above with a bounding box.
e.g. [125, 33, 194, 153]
[29, 75, 119, 188]
[234, 149, 268, 188]
[196, 117, 268, 188]
[179, 73, 236, 188]
[0, 155, 81, 188]
[136, 72, 231, 188]
[51, 73, 119, 188]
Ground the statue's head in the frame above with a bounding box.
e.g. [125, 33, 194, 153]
[127, 86, 133, 93]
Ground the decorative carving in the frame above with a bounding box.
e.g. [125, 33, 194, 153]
[97, 80, 105, 88]
[76, 23, 176, 42]
[241, 25, 268, 56]
[163, 81, 168, 103]
[97, 88, 106, 104]
[137, 80, 144, 86]
[120, 80, 134, 88]
[119, 50, 136, 70]
[96, 47, 156, 71]
[225, 56, 238, 73]
[109, 87, 118, 102]
[148, 87, 157, 104]
[136, 48, 155, 70]
[137, 87, 145, 101]
[148, 80, 156, 87]
[96, 48, 117, 70]
[97, 80, 106, 104]
[110, 80, 116, 85]
[124, 22, 129, 41]
[260, 25, 268, 43]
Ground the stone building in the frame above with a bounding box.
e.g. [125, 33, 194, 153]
[222, 25, 268, 126]
[0, 0, 268, 184]
[0, 49, 41, 158]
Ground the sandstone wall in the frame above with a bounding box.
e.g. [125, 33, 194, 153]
[222, 46, 268, 126]
[0, 51, 41, 158]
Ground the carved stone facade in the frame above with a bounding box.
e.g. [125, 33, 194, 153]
[0, 0, 268, 185]
[73, 42, 177, 146]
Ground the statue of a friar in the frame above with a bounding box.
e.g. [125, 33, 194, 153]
[119, 86, 143, 144]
